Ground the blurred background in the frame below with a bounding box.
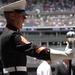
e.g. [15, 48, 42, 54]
[0, 0, 75, 75]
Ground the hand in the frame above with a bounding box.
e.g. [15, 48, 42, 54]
[65, 41, 73, 55]
[65, 48, 73, 55]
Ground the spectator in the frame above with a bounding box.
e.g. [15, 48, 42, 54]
[37, 60, 52, 75]
[55, 59, 75, 75]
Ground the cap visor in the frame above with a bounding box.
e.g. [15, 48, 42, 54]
[21, 12, 29, 15]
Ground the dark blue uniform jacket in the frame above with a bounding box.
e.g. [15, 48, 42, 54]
[0, 24, 51, 75]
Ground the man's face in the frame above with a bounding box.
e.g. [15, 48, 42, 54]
[12, 12, 27, 29]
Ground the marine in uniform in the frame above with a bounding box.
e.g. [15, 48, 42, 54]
[0, 0, 74, 75]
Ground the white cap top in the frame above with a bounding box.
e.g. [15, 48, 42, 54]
[0, 0, 27, 12]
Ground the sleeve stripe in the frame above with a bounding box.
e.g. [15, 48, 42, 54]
[20, 36, 30, 44]
[36, 47, 46, 54]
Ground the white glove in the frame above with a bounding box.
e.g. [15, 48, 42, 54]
[50, 42, 74, 61]
[50, 48, 73, 61]
[65, 41, 73, 55]
[50, 48, 66, 55]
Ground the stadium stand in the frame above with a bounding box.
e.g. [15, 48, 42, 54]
[0, 0, 75, 75]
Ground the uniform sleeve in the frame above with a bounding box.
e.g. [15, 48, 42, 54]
[11, 32, 51, 60]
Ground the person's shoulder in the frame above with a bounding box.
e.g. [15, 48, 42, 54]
[37, 61, 48, 69]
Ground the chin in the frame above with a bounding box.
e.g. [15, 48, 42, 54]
[18, 24, 22, 29]
[20, 26, 22, 29]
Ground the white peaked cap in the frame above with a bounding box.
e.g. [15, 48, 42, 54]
[0, 0, 27, 12]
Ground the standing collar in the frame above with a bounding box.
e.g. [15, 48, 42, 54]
[6, 24, 19, 31]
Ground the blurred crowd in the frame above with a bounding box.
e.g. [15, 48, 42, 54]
[0, 0, 75, 28]
[1, 0, 75, 12]
[0, 13, 75, 28]
[26, 0, 75, 12]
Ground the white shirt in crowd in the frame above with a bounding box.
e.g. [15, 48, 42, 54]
[37, 61, 52, 75]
